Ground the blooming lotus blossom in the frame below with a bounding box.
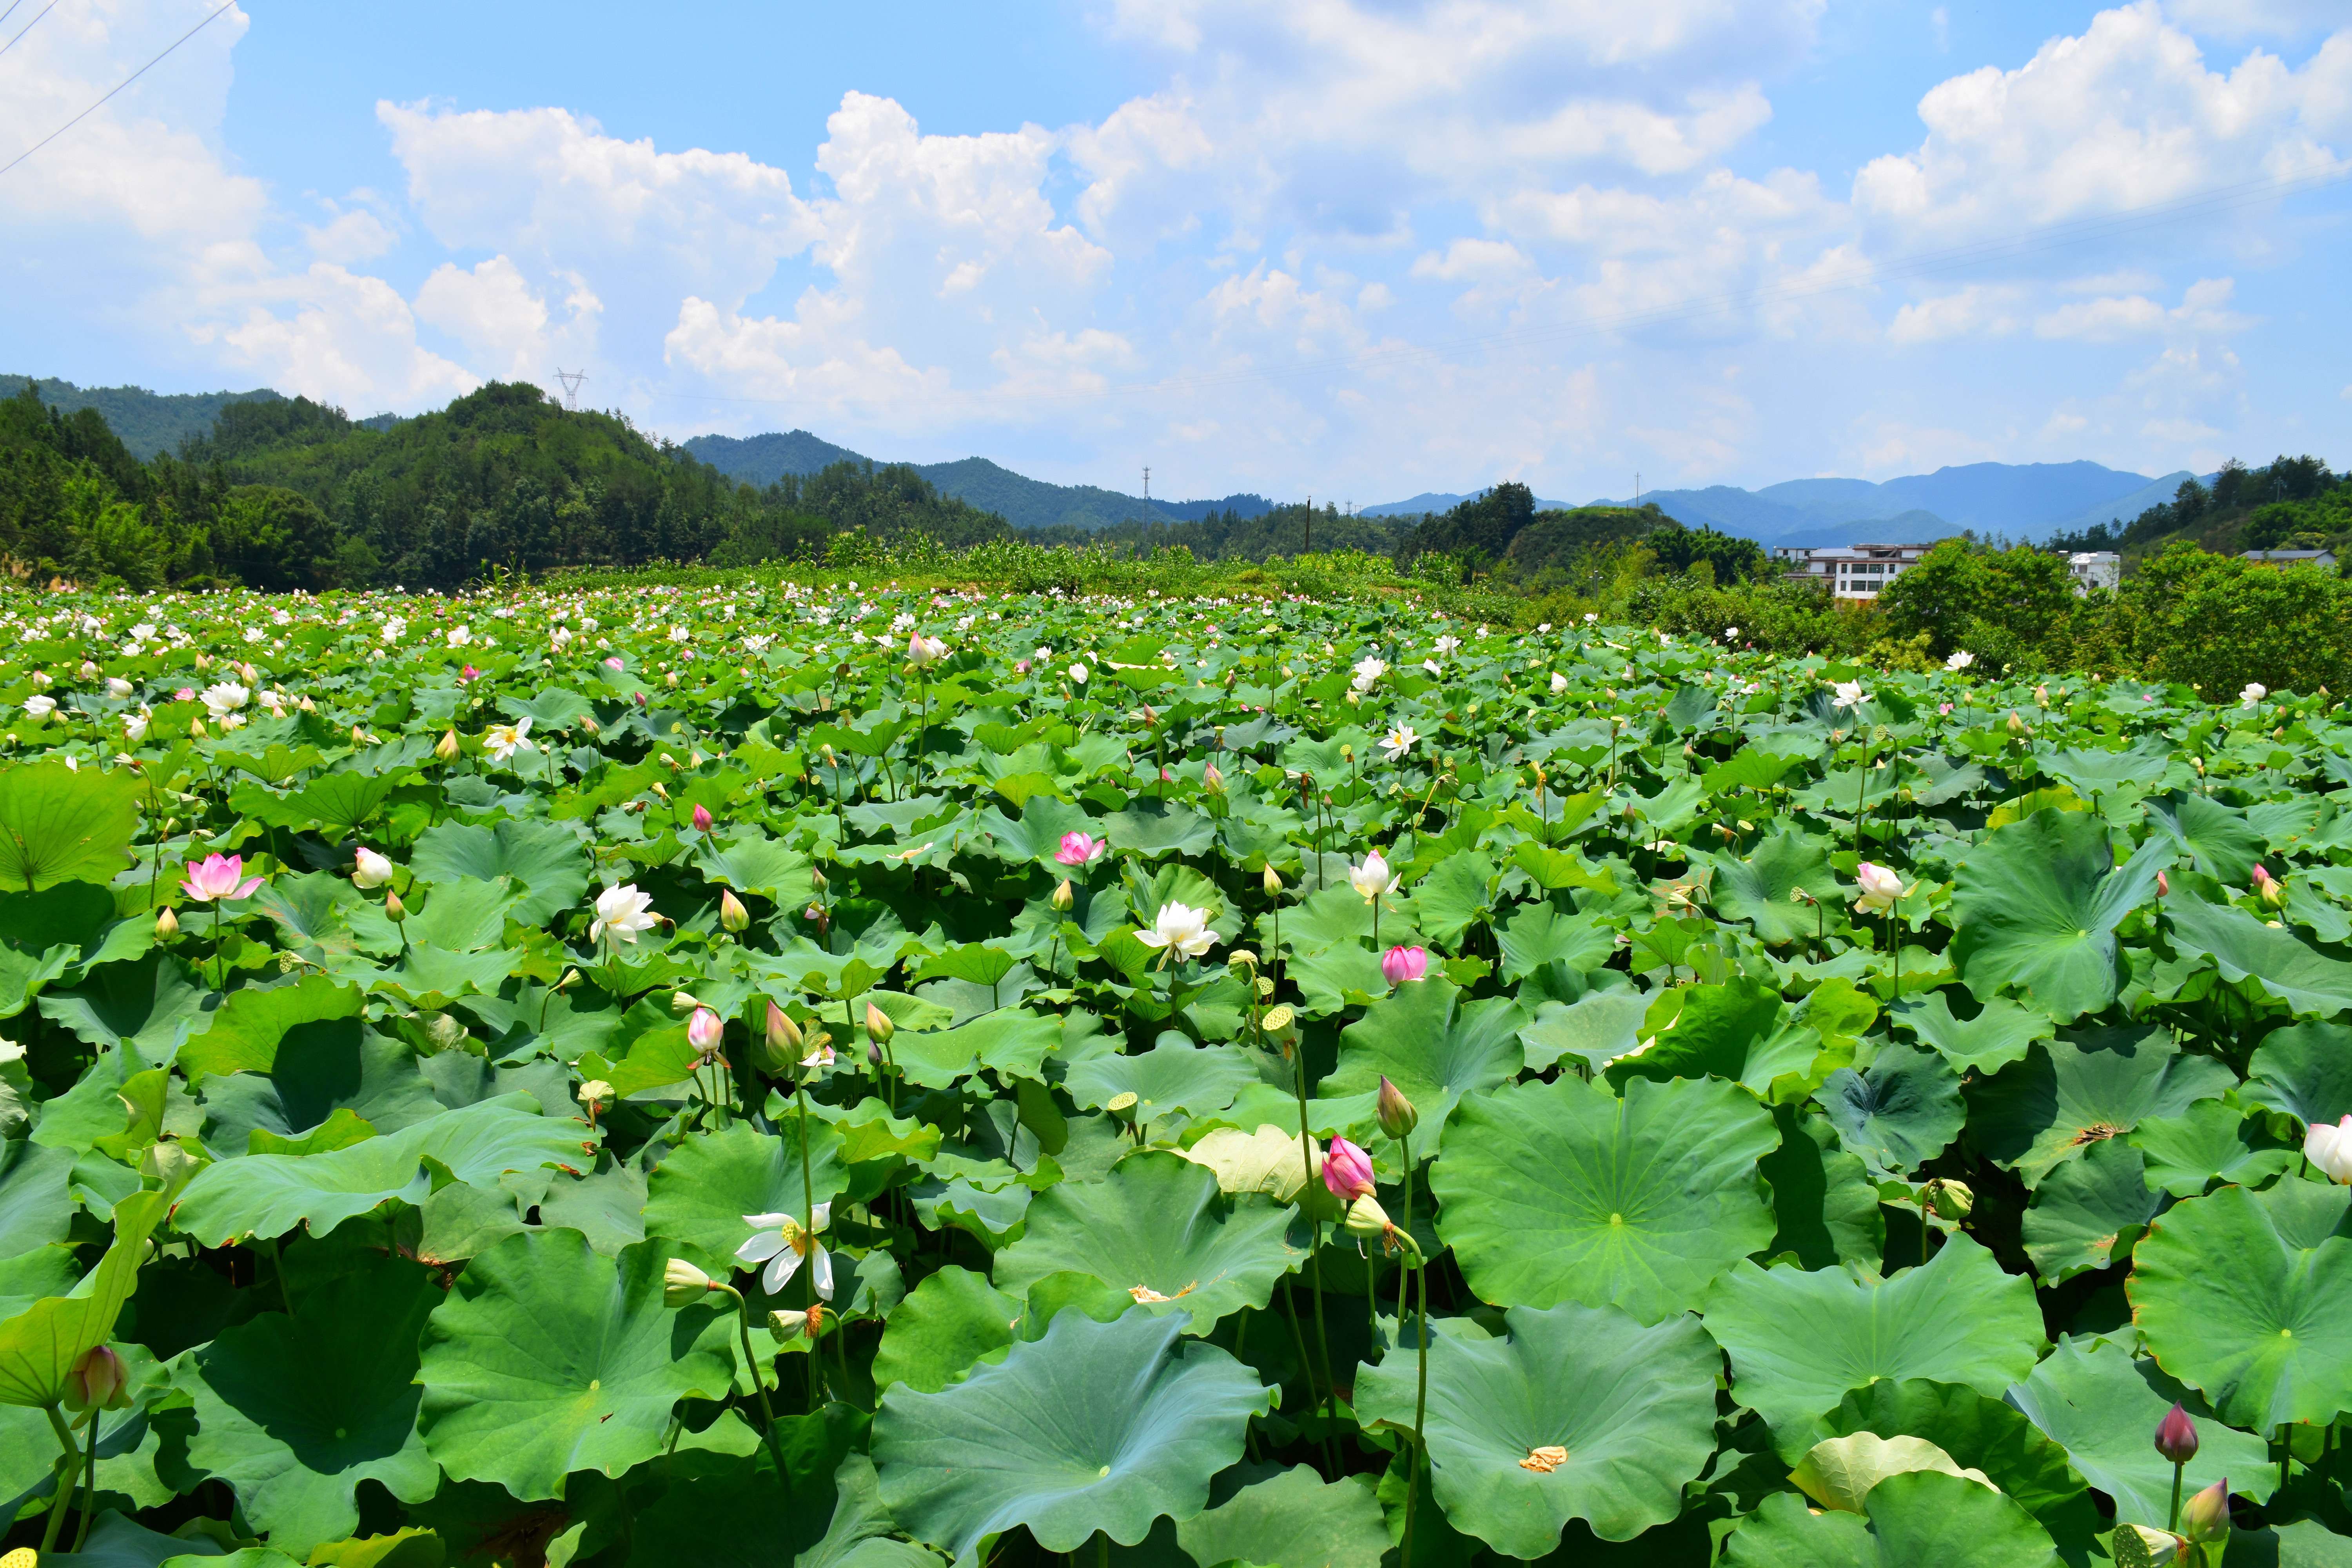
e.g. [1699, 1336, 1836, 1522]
[1381, 945, 1429, 986]
[105, 677, 133, 699]
[181, 853, 262, 904]
[200, 682, 249, 719]
[907, 632, 948, 666]
[483, 717, 533, 762]
[1549, 672, 1568, 695]
[1068, 662, 1089, 684]
[1854, 861, 1908, 914]
[2241, 682, 2267, 707]
[352, 847, 394, 888]
[1322, 1137, 1376, 1201]
[1056, 831, 1107, 866]
[1379, 723, 1418, 760]
[2307, 1114, 2352, 1183]
[1724, 626, 1739, 640]
[737, 1205, 833, 1299]
[1135, 900, 1217, 960]
[123, 710, 149, 742]
[590, 884, 659, 944]
[1832, 680, 1867, 708]
[447, 626, 472, 648]
[1945, 651, 1976, 671]
[688, 1007, 724, 1060]
[1350, 656, 1387, 692]
[1349, 850, 1400, 903]
[21, 695, 54, 718]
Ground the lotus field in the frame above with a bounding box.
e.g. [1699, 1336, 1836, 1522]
[7, 578, 2352, 1568]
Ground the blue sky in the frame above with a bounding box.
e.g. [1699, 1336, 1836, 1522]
[2, 0, 2347, 505]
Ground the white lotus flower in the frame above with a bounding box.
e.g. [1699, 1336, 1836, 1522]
[1068, 662, 1089, 684]
[201, 682, 249, 719]
[1832, 680, 1867, 708]
[1945, 651, 1975, 671]
[447, 625, 472, 648]
[737, 1205, 834, 1299]
[2241, 682, 2267, 707]
[1350, 655, 1387, 692]
[21, 695, 54, 719]
[2307, 1114, 2352, 1183]
[352, 848, 394, 888]
[1379, 723, 1418, 760]
[483, 717, 533, 762]
[123, 710, 149, 742]
[1854, 861, 1911, 914]
[590, 883, 658, 944]
[1350, 850, 1400, 903]
[105, 677, 134, 699]
[1549, 671, 1568, 695]
[1135, 900, 1217, 960]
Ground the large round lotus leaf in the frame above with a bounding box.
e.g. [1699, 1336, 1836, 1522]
[993, 1152, 1301, 1333]
[172, 1096, 595, 1245]
[416, 1231, 736, 1500]
[1889, 993, 2055, 1076]
[409, 818, 590, 927]
[871, 1266, 1018, 1396]
[1517, 989, 1648, 1076]
[1321, 978, 1526, 1158]
[2243, 1022, 2352, 1129]
[2129, 1100, 2299, 1198]
[1862, 1468, 2063, 1568]
[1964, 1026, 2232, 1189]
[1821, 1379, 2096, 1548]
[1060, 1040, 1258, 1121]
[0, 1136, 72, 1256]
[2165, 894, 2352, 1020]
[2021, 1137, 2163, 1283]
[2142, 791, 2263, 886]
[641, 1117, 849, 1276]
[179, 1256, 441, 1552]
[1721, 1491, 1873, 1567]
[1948, 809, 2165, 1023]
[2005, 1335, 2273, 1529]
[1789, 1432, 1992, 1514]
[873, 1307, 1267, 1568]
[1351, 1302, 1720, 1553]
[1430, 1072, 1778, 1323]
[1172, 1465, 1388, 1568]
[1701, 1235, 2046, 1459]
[1760, 1103, 1884, 1271]
[0, 759, 142, 891]
[1177, 1124, 1319, 1205]
[1602, 978, 1825, 1100]
[1711, 828, 1844, 947]
[2126, 1177, 2352, 1432]
[1814, 1041, 1965, 1177]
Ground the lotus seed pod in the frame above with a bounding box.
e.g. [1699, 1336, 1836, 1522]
[1106, 1091, 1138, 1114]
[1924, 1178, 1974, 1221]
[2154, 1403, 2199, 1465]
[663, 1258, 714, 1306]
[671, 990, 704, 1014]
[1261, 1004, 1296, 1033]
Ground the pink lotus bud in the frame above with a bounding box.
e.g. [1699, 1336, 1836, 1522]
[2154, 1403, 2199, 1465]
[1376, 1076, 1419, 1139]
[1322, 1136, 1376, 1201]
[691, 803, 714, 832]
[460, 664, 481, 682]
[1056, 831, 1107, 867]
[2156, 870, 2169, 897]
[605, 656, 625, 671]
[64, 1345, 127, 1412]
[688, 1007, 724, 1060]
[1014, 659, 1031, 675]
[2252, 864, 2273, 887]
[2178, 1478, 2230, 1543]
[1381, 945, 1429, 987]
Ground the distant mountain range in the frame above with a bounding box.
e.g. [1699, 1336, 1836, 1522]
[2, 375, 284, 459]
[683, 430, 1274, 533]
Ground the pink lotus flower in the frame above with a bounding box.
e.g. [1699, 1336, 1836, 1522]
[174, 687, 197, 702]
[1382, 945, 1429, 986]
[181, 853, 261, 904]
[1322, 1136, 1376, 1201]
[605, 656, 626, 671]
[459, 664, 481, 682]
[1056, 831, 1107, 867]
[2157, 870, 2169, 897]
[1014, 659, 1031, 675]
[688, 1007, 724, 1060]
[691, 803, 713, 832]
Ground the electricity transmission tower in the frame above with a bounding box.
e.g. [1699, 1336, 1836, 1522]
[554, 369, 588, 412]
[1141, 466, 1150, 501]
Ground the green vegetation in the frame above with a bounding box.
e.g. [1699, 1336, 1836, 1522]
[0, 374, 285, 460]
[2047, 453, 2349, 562]
[0, 579, 2348, 1562]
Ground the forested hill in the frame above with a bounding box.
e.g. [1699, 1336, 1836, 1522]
[0, 375, 285, 460]
[0, 380, 1009, 591]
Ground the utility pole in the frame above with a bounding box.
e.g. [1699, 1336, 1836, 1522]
[554, 369, 588, 412]
[1304, 494, 1312, 556]
[1635, 470, 1641, 506]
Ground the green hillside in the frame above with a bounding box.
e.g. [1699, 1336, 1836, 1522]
[0, 374, 284, 459]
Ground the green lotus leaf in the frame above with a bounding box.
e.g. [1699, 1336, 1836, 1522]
[1949, 809, 2167, 1022]
[1702, 1234, 2047, 1458]
[0, 759, 142, 892]
[1719, 1491, 1873, 1568]
[2165, 894, 2352, 1020]
[72, 1508, 243, 1566]
[1815, 1041, 1965, 1178]
[410, 818, 590, 926]
[1861, 1468, 2063, 1568]
[2243, 1021, 2352, 1129]
[2129, 1099, 2299, 1197]
[1173, 1465, 1388, 1568]
[976, 794, 1096, 868]
[890, 1008, 1061, 1090]
[641, 1117, 848, 1277]
[1604, 978, 1826, 1102]
[1352, 1302, 1721, 1554]
[0, 1136, 73, 1256]
[0, 1188, 167, 1406]
[1889, 993, 2055, 1076]
[172, 1095, 593, 1245]
[873, 1308, 1267, 1568]
[176, 975, 365, 1082]
[1061, 1040, 1259, 1122]
[535, 1160, 649, 1256]
[872, 1266, 1019, 1396]
[273, 772, 403, 839]
[1323, 978, 1525, 1156]
[36, 952, 210, 1069]
[2126, 1177, 2352, 1431]
[1494, 902, 1613, 981]
[1761, 1103, 1885, 1270]
[993, 1152, 1301, 1333]
[1965, 1026, 2232, 1188]
[2022, 1137, 2163, 1283]
[2143, 791, 2264, 885]
[1820, 1378, 2095, 1545]
[1789, 1432, 1993, 1513]
[2005, 1334, 2274, 1529]
[416, 1231, 735, 1500]
[196, 1018, 443, 1154]
[1711, 829, 1844, 948]
[1177, 1124, 1319, 1206]
[1099, 802, 1216, 859]
[1517, 989, 1648, 1076]
[179, 1256, 441, 1551]
[1431, 1073, 1778, 1323]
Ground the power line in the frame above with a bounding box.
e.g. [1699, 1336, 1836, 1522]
[0, 0, 238, 179]
[0, 0, 58, 60]
[644, 161, 2352, 414]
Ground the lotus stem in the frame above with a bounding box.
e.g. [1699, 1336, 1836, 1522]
[1291, 1026, 1339, 1475]
[797, 1079, 822, 1408]
[2170, 1457, 2185, 1532]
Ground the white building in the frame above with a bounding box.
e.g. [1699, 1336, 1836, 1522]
[2067, 552, 2121, 594]
[1775, 543, 1936, 600]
